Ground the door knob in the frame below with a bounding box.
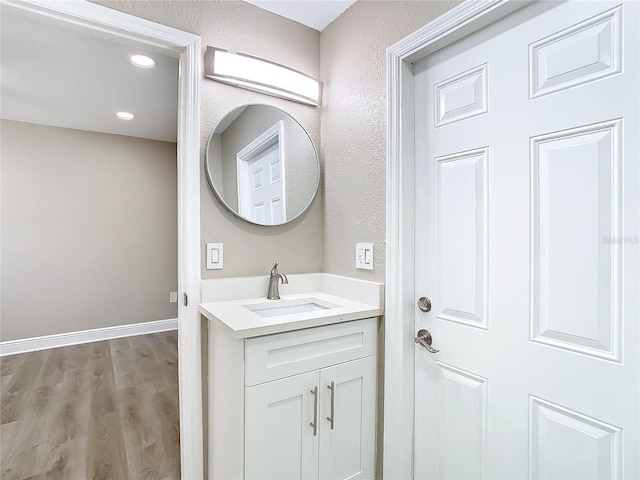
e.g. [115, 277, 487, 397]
[417, 296, 431, 312]
[414, 329, 439, 353]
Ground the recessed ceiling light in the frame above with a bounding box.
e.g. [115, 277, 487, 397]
[117, 111, 135, 120]
[129, 54, 155, 68]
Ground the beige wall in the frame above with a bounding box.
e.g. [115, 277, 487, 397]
[92, 0, 322, 279]
[320, 0, 459, 282]
[1, 120, 178, 341]
[90, 0, 460, 283]
[319, 3, 459, 475]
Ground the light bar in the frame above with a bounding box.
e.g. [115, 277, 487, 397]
[205, 47, 322, 107]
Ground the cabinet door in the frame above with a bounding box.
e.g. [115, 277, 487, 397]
[245, 370, 320, 480]
[319, 356, 377, 480]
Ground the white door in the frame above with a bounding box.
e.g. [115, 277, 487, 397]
[414, 1, 638, 479]
[319, 356, 377, 480]
[239, 143, 286, 224]
[245, 371, 319, 480]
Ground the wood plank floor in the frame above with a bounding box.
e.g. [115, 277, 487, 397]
[0, 331, 180, 479]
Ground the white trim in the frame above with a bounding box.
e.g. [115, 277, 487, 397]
[1, 1, 203, 478]
[384, 1, 531, 478]
[237, 120, 285, 160]
[0, 318, 178, 356]
[176, 26, 204, 480]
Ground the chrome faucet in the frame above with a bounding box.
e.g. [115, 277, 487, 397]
[267, 261, 288, 300]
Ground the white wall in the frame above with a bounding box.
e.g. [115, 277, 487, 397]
[1, 120, 178, 341]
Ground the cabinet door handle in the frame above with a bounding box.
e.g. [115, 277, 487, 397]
[310, 385, 318, 436]
[326, 381, 335, 430]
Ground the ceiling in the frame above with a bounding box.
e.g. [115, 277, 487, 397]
[0, 1, 354, 142]
[244, 0, 356, 31]
[0, 6, 179, 143]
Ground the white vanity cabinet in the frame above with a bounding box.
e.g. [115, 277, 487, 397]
[208, 317, 378, 480]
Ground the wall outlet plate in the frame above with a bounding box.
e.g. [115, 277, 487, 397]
[356, 242, 374, 270]
[206, 243, 224, 270]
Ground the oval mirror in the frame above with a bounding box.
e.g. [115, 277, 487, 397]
[205, 104, 320, 226]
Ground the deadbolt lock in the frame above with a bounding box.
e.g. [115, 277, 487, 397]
[417, 296, 431, 312]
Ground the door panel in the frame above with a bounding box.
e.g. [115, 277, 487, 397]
[318, 356, 376, 480]
[437, 363, 487, 480]
[531, 120, 622, 361]
[529, 6, 622, 99]
[239, 143, 285, 224]
[413, 1, 638, 479]
[435, 63, 488, 127]
[529, 396, 622, 479]
[245, 371, 319, 480]
[436, 147, 488, 329]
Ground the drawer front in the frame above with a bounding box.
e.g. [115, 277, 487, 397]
[245, 318, 377, 386]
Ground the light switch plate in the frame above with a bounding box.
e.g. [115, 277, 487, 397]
[356, 242, 374, 270]
[206, 243, 224, 270]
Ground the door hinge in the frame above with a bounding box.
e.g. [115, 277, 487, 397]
[183, 292, 188, 307]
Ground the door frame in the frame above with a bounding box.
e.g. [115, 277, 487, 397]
[2, 0, 203, 477]
[383, 1, 532, 477]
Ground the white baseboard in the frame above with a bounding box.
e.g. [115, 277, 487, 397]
[0, 318, 178, 356]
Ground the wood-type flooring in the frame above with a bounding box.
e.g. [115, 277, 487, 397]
[0, 331, 180, 479]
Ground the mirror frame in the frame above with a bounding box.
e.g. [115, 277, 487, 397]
[204, 104, 320, 227]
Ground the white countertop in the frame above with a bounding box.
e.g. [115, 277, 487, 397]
[199, 291, 382, 339]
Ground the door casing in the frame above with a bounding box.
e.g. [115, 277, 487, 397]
[1, 1, 204, 477]
[384, 1, 533, 478]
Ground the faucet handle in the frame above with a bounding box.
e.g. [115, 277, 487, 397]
[271, 261, 280, 275]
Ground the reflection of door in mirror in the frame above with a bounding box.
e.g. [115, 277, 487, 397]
[206, 104, 319, 226]
[237, 121, 286, 224]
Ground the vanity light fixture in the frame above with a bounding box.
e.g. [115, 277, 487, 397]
[116, 111, 135, 120]
[204, 47, 322, 107]
[129, 54, 155, 68]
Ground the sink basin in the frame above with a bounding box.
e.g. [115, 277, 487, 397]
[244, 297, 341, 318]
